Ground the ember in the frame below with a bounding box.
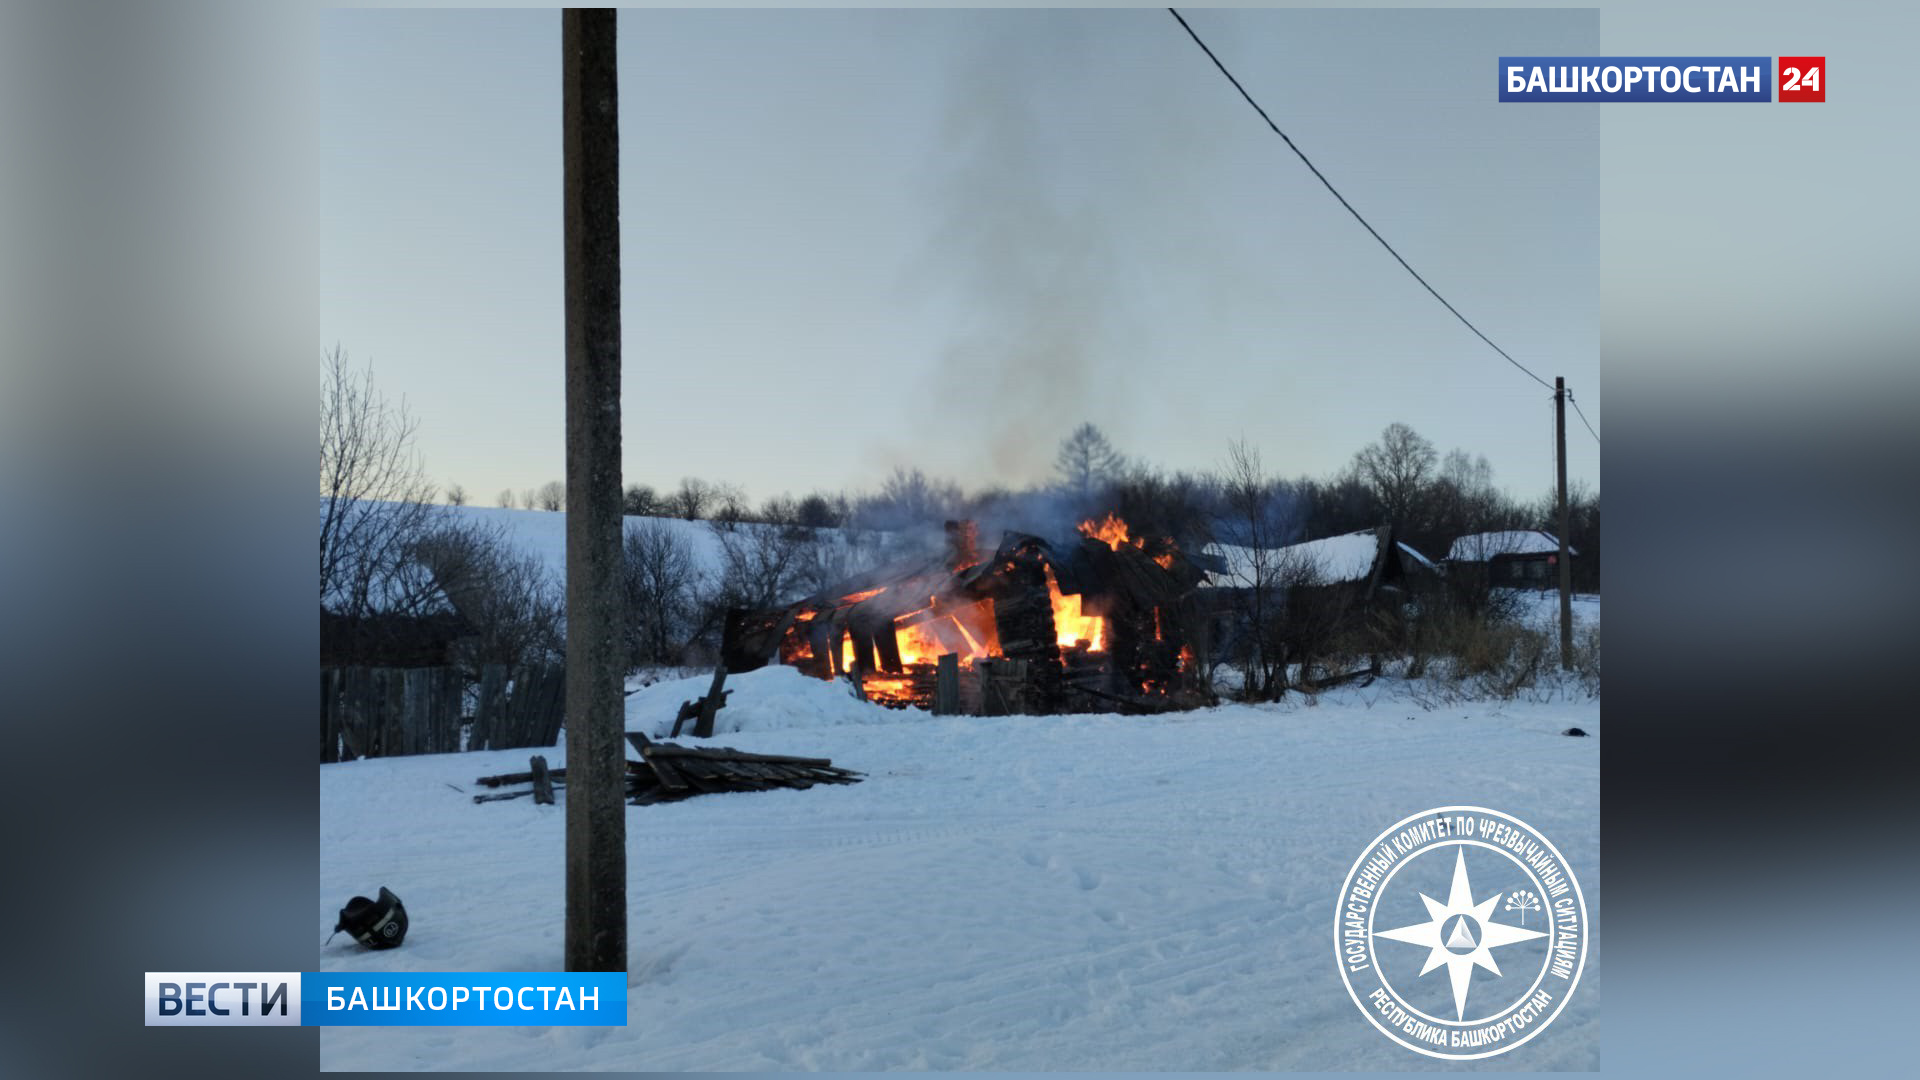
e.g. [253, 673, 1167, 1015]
[722, 518, 1215, 715]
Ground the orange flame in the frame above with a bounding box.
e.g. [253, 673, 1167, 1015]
[837, 597, 999, 673]
[1046, 566, 1105, 651]
[1078, 512, 1134, 551]
[896, 614, 994, 666]
[1080, 513, 1179, 571]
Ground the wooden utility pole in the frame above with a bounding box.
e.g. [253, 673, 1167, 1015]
[1555, 376, 1573, 671]
[562, 8, 626, 973]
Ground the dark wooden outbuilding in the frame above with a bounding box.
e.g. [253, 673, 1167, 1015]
[1445, 530, 1576, 591]
[320, 609, 472, 669]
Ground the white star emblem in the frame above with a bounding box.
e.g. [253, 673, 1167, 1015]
[1374, 848, 1548, 1020]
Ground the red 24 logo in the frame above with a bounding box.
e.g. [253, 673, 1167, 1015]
[1779, 56, 1825, 102]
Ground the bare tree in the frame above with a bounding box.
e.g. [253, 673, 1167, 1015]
[520, 488, 538, 511]
[1213, 439, 1307, 700]
[709, 521, 808, 611]
[709, 482, 749, 531]
[854, 467, 962, 532]
[1351, 422, 1437, 529]
[1423, 449, 1495, 553]
[621, 519, 703, 665]
[496, 488, 514, 509]
[622, 482, 658, 517]
[415, 518, 565, 674]
[1055, 422, 1125, 500]
[319, 346, 444, 618]
[669, 477, 714, 521]
[445, 483, 468, 507]
[759, 493, 799, 528]
[1112, 465, 1216, 549]
[795, 491, 844, 529]
[536, 479, 567, 512]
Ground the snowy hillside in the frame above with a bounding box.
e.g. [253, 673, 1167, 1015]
[432, 505, 798, 585]
[320, 668, 1599, 1070]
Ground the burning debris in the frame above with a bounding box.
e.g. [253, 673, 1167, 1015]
[722, 516, 1215, 714]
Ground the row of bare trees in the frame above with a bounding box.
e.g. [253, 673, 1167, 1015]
[442, 417, 1590, 585]
[324, 347, 911, 674]
[328, 346, 1592, 690]
[619, 515, 898, 668]
[322, 348, 563, 674]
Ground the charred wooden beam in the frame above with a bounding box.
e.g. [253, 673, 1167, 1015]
[847, 623, 879, 676]
[933, 653, 960, 715]
[691, 665, 729, 738]
[810, 619, 840, 677]
[873, 619, 904, 673]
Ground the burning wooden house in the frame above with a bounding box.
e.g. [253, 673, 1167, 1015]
[722, 515, 1214, 714]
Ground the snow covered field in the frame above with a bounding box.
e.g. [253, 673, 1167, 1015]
[320, 665, 1598, 1071]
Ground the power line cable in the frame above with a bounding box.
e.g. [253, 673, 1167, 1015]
[1566, 388, 1600, 445]
[1166, 8, 1555, 393]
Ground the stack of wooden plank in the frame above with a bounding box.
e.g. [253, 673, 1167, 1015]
[471, 735, 861, 807]
[626, 734, 863, 805]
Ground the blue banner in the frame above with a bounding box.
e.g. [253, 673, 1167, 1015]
[301, 972, 627, 1026]
[1499, 57, 1772, 102]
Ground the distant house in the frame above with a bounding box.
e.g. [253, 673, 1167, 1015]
[321, 563, 472, 669]
[1200, 527, 1429, 680]
[1204, 527, 1425, 596]
[1445, 530, 1575, 590]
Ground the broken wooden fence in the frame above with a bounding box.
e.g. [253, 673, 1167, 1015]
[321, 663, 566, 762]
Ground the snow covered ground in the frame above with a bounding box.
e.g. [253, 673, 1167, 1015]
[1504, 587, 1601, 633]
[320, 665, 1598, 1070]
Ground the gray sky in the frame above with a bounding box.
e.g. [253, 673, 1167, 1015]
[321, 7, 1597, 507]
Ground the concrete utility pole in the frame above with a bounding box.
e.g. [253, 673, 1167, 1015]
[1555, 376, 1573, 671]
[562, 7, 626, 973]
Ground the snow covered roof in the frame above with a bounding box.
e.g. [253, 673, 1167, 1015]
[1203, 531, 1383, 588]
[1446, 530, 1575, 562]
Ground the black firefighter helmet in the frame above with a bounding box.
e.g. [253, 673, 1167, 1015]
[333, 886, 408, 949]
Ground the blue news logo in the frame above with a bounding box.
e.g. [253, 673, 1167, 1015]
[145, 972, 303, 1026]
[144, 971, 628, 1026]
[1499, 57, 1772, 102]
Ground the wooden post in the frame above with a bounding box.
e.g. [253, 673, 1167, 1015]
[873, 620, 904, 673]
[692, 666, 728, 738]
[933, 653, 960, 715]
[848, 656, 868, 702]
[1555, 376, 1573, 671]
[562, 8, 626, 974]
[531, 755, 556, 805]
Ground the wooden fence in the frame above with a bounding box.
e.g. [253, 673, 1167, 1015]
[470, 664, 568, 752]
[321, 664, 566, 762]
